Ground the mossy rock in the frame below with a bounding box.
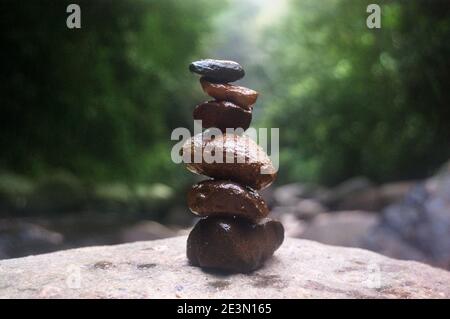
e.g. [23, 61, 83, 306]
[0, 172, 35, 213]
[134, 183, 174, 217]
[27, 171, 87, 213]
[91, 183, 138, 213]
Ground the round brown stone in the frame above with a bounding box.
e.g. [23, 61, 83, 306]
[187, 216, 284, 273]
[187, 180, 269, 221]
[182, 133, 277, 190]
[193, 100, 251, 132]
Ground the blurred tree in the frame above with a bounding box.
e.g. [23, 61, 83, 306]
[259, 0, 450, 185]
[1, 0, 449, 189]
[0, 0, 221, 186]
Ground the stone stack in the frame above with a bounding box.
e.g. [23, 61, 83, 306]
[183, 59, 284, 273]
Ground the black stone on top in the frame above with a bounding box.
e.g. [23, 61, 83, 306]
[189, 59, 245, 83]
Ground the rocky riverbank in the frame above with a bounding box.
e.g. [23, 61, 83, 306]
[1, 162, 449, 271]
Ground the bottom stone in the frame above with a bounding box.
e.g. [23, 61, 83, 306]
[187, 216, 284, 273]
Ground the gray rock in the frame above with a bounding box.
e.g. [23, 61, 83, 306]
[335, 188, 381, 211]
[320, 177, 373, 207]
[0, 220, 64, 259]
[0, 236, 449, 298]
[334, 181, 415, 212]
[299, 211, 378, 248]
[271, 199, 326, 221]
[273, 183, 327, 206]
[365, 166, 450, 269]
[273, 183, 307, 206]
[316, 178, 415, 212]
[274, 213, 306, 238]
[295, 199, 327, 219]
[378, 181, 416, 205]
[189, 59, 245, 83]
[363, 226, 428, 263]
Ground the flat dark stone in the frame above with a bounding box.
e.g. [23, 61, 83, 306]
[187, 216, 284, 273]
[188, 180, 269, 221]
[193, 100, 251, 132]
[189, 59, 245, 83]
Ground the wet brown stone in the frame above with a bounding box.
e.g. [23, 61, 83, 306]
[200, 78, 258, 109]
[193, 100, 251, 132]
[189, 59, 245, 83]
[187, 180, 269, 221]
[182, 133, 277, 190]
[187, 216, 284, 273]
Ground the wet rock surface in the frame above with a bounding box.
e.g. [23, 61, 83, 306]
[187, 217, 284, 273]
[193, 100, 251, 132]
[200, 77, 258, 109]
[189, 59, 245, 83]
[187, 180, 269, 221]
[183, 133, 277, 190]
[1, 236, 449, 298]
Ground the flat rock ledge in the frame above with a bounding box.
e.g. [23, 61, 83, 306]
[1, 236, 449, 299]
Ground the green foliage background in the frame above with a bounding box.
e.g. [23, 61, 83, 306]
[258, 0, 450, 184]
[0, 0, 449, 191]
[0, 0, 221, 189]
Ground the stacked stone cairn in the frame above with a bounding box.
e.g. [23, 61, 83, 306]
[182, 59, 284, 273]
